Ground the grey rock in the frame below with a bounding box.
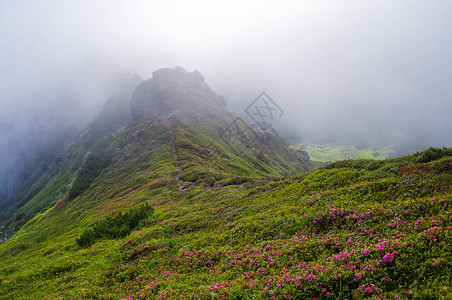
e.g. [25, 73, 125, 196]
[295, 149, 310, 162]
[253, 122, 274, 140]
[133, 130, 140, 142]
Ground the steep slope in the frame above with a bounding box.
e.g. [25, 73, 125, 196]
[0, 75, 141, 242]
[0, 74, 141, 225]
[0, 129, 78, 223]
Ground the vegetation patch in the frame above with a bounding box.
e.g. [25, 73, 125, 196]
[76, 203, 154, 247]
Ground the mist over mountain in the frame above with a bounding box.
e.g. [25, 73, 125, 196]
[1, 1, 451, 225]
[1, 1, 451, 155]
[1, 1, 451, 217]
[1, 2, 452, 297]
[0, 66, 308, 236]
[0, 64, 143, 216]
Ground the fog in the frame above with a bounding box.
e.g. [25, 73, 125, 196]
[1, 0, 452, 183]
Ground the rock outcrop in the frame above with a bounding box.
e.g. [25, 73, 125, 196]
[295, 149, 310, 162]
[130, 67, 227, 121]
[253, 122, 275, 140]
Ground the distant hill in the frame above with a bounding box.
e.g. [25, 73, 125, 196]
[290, 142, 394, 167]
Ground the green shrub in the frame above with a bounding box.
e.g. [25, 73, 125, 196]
[217, 176, 252, 186]
[415, 147, 452, 163]
[430, 157, 452, 174]
[76, 204, 154, 247]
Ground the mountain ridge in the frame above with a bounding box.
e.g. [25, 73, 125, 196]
[0, 67, 309, 243]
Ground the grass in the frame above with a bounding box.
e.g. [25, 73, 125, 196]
[0, 116, 451, 299]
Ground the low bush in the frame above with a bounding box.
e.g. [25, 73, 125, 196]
[415, 147, 452, 163]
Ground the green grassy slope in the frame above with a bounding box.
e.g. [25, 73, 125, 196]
[0, 141, 451, 299]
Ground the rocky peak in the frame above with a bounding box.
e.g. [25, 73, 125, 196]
[130, 67, 227, 121]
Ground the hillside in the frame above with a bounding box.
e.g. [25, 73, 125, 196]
[0, 68, 451, 299]
[0, 144, 451, 298]
[0, 67, 308, 243]
[0, 75, 141, 242]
